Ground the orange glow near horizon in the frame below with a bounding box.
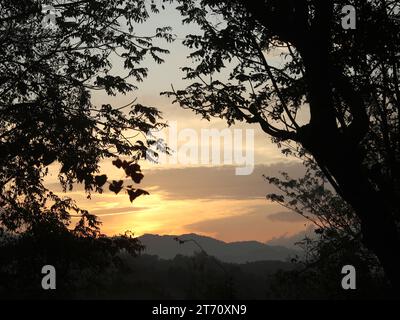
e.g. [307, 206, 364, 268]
[64, 180, 308, 244]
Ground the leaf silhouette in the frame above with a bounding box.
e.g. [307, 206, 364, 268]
[112, 159, 123, 169]
[132, 172, 144, 184]
[109, 180, 124, 194]
[127, 188, 149, 202]
[123, 163, 144, 183]
[95, 175, 108, 187]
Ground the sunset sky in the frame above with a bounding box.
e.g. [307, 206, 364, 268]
[46, 4, 311, 245]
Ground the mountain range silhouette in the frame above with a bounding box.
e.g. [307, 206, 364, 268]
[138, 233, 299, 263]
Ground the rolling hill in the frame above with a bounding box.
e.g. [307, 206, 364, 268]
[138, 233, 299, 263]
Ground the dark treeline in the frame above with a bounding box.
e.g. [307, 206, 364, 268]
[0, 230, 391, 300]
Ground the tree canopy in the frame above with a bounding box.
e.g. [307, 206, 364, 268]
[0, 0, 172, 236]
[165, 0, 400, 287]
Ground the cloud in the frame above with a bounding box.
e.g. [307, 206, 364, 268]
[184, 207, 309, 243]
[266, 225, 316, 249]
[267, 211, 307, 223]
[91, 206, 148, 217]
[44, 162, 308, 242]
[141, 162, 305, 201]
[46, 162, 305, 201]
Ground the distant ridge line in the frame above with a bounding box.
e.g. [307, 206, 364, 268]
[138, 233, 299, 263]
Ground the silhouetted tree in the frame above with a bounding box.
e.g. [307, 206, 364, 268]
[265, 159, 390, 298]
[0, 0, 172, 236]
[166, 0, 400, 287]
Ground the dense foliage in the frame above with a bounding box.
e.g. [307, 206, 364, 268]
[165, 0, 400, 286]
[0, 0, 172, 235]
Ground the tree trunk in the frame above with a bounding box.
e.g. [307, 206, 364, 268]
[241, 0, 400, 290]
[334, 167, 400, 292]
[303, 131, 400, 291]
